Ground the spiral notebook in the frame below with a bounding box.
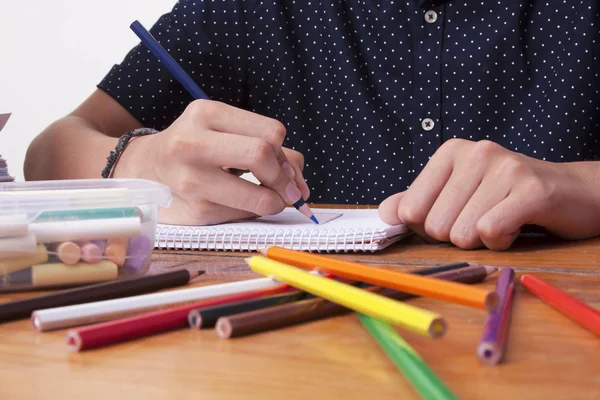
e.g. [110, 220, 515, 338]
[154, 208, 410, 252]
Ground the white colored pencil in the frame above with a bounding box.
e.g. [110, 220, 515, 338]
[31, 276, 280, 331]
[29, 217, 141, 242]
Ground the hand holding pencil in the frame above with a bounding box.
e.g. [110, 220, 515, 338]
[112, 21, 316, 226]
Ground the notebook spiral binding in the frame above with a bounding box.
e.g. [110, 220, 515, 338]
[154, 226, 382, 252]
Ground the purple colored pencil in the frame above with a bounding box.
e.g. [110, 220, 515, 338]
[476, 267, 515, 365]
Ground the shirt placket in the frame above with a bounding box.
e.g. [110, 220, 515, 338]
[411, 1, 446, 175]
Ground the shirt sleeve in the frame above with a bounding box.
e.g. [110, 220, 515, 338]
[97, 0, 249, 131]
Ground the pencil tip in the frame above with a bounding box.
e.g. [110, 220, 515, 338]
[484, 266, 498, 275]
[310, 215, 319, 224]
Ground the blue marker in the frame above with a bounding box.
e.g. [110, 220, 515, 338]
[129, 20, 318, 224]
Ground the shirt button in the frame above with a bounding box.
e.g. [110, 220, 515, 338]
[421, 118, 435, 131]
[424, 10, 438, 24]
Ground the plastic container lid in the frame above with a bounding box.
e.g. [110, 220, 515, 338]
[0, 179, 172, 217]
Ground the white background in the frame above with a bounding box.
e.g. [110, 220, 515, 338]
[0, 0, 175, 180]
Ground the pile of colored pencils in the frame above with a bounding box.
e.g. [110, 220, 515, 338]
[1, 246, 598, 400]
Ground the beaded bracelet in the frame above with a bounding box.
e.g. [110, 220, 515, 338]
[101, 128, 159, 178]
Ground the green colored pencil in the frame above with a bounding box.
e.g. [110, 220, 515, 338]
[358, 314, 459, 400]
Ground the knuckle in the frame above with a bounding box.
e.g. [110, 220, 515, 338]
[476, 219, 500, 242]
[249, 139, 274, 164]
[397, 204, 426, 226]
[187, 99, 218, 121]
[499, 156, 528, 178]
[439, 138, 465, 154]
[524, 177, 554, 210]
[449, 230, 480, 250]
[252, 192, 284, 216]
[265, 120, 287, 145]
[473, 140, 501, 157]
[423, 219, 450, 242]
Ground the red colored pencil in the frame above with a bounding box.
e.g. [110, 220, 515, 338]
[520, 274, 600, 337]
[66, 284, 292, 351]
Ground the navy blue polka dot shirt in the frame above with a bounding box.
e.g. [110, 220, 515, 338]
[98, 0, 600, 205]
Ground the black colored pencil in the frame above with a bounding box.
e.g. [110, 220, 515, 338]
[0, 269, 204, 322]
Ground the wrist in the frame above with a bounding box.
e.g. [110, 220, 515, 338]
[103, 128, 159, 179]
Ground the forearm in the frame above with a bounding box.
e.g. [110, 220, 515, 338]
[24, 116, 120, 180]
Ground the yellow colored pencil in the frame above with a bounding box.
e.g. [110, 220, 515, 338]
[246, 256, 447, 338]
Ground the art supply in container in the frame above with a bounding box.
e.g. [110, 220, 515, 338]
[31, 276, 282, 331]
[0, 269, 201, 323]
[0, 178, 172, 292]
[122, 235, 152, 275]
[21, 261, 118, 286]
[246, 256, 447, 338]
[0, 245, 48, 277]
[65, 284, 291, 352]
[29, 217, 142, 243]
[477, 268, 515, 365]
[79, 242, 103, 264]
[105, 238, 129, 267]
[34, 206, 150, 223]
[0, 214, 28, 238]
[0, 234, 37, 258]
[262, 246, 498, 311]
[359, 314, 459, 400]
[217, 264, 495, 339]
[521, 274, 600, 337]
[55, 242, 81, 265]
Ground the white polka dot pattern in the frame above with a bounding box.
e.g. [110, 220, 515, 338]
[98, 0, 600, 205]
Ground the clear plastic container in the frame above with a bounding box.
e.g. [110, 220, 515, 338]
[0, 179, 172, 291]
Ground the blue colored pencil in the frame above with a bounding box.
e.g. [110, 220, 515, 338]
[130, 20, 207, 99]
[129, 20, 317, 224]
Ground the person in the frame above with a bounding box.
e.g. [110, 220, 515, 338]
[24, 0, 600, 251]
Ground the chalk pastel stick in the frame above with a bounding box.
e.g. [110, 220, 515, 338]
[29, 217, 141, 242]
[80, 242, 102, 264]
[105, 238, 128, 267]
[56, 242, 81, 265]
[122, 235, 152, 274]
[0, 234, 37, 258]
[30, 261, 118, 286]
[0, 245, 48, 276]
[0, 214, 29, 238]
[35, 206, 149, 222]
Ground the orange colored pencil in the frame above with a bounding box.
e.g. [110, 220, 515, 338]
[261, 247, 498, 311]
[520, 274, 600, 337]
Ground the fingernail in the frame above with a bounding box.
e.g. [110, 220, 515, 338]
[285, 182, 302, 203]
[282, 162, 296, 179]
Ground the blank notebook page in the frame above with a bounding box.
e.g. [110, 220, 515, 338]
[154, 208, 410, 252]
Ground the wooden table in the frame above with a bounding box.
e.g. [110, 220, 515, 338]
[1, 232, 600, 399]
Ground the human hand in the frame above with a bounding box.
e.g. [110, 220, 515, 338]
[113, 99, 310, 225]
[378, 139, 600, 250]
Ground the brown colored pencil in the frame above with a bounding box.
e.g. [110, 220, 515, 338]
[216, 264, 497, 339]
[0, 269, 203, 323]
